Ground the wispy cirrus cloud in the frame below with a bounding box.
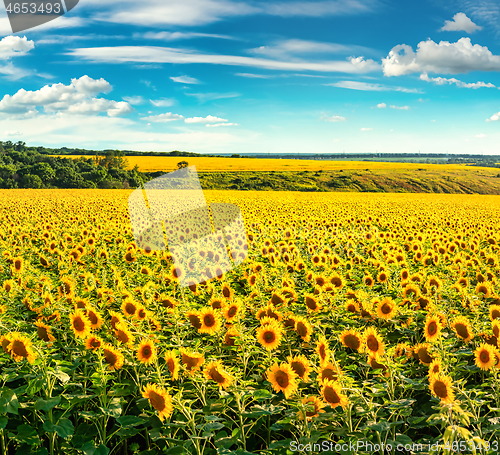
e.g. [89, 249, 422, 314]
[68, 46, 379, 74]
[325, 80, 420, 93]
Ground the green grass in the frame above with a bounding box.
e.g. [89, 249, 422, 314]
[197, 169, 500, 194]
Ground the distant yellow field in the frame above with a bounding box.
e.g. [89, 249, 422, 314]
[57, 155, 476, 172]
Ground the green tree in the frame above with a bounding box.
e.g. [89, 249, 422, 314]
[177, 160, 189, 169]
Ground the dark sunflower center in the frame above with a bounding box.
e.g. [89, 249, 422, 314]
[275, 371, 289, 388]
[73, 317, 85, 332]
[323, 386, 340, 405]
[455, 323, 469, 339]
[344, 335, 360, 350]
[428, 322, 437, 335]
[12, 340, 28, 357]
[367, 336, 379, 352]
[291, 361, 305, 378]
[204, 315, 215, 327]
[263, 331, 276, 343]
[433, 381, 448, 399]
[104, 350, 117, 365]
[149, 391, 166, 412]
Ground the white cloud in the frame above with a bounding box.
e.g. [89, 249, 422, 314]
[420, 72, 495, 88]
[376, 103, 386, 108]
[0, 35, 35, 80]
[235, 72, 274, 78]
[248, 39, 375, 59]
[140, 31, 235, 41]
[475, 133, 486, 138]
[441, 13, 482, 33]
[170, 75, 200, 84]
[0, 36, 34, 57]
[382, 38, 500, 76]
[69, 46, 379, 74]
[123, 96, 145, 105]
[321, 115, 346, 122]
[3, 130, 22, 137]
[389, 105, 409, 110]
[206, 122, 239, 127]
[326, 80, 420, 92]
[360, 127, 373, 131]
[486, 111, 500, 122]
[150, 98, 176, 107]
[84, 0, 378, 27]
[185, 115, 228, 123]
[263, 0, 378, 17]
[140, 112, 184, 122]
[0, 76, 132, 117]
[185, 92, 240, 102]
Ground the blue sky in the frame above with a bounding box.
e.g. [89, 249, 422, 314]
[0, 0, 499, 154]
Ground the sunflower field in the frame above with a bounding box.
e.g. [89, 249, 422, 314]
[1, 189, 500, 455]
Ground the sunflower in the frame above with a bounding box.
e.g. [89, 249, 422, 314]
[269, 291, 287, 307]
[222, 300, 243, 322]
[86, 307, 103, 330]
[198, 307, 222, 335]
[209, 298, 224, 309]
[114, 322, 135, 347]
[164, 351, 180, 380]
[255, 305, 282, 322]
[364, 326, 384, 358]
[424, 314, 443, 343]
[221, 284, 234, 300]
[345, 300, 359, 313]
[403, 283, 421, 300]
[317, 361, 343, 384]
[220, 327, 239, 348]
[299, 396, 325, 420]
[294, 316, 313, 342]
[476, 282, 492, 298]
[3, 279, 15, 293]
[6, 333, 37, 363]
[339, 329, 363, 353]
[1, 334, 12, 353]
[203, 360, 233, 390]
[109, 310, 127, 331]
[429, 375, 455, 404]
[474, 343, 496, 371]
[35, 320, 55, 343]
[85, 335, 103, 351]
[121, 299, 138, 318]
[367, 355, 388, 375]
[376, 297, 397, 320]
[490, 305, 500, 321]
[180, 349, 205, 374]
[136, 339, 157, 365]
[315, 335, 331, 364]
[451, 316, 474, 342]
[11, 257, 24, 274]
[428, 358, 443, 378]
[363, 275, 374, 287]
[330, 274, 344, 289]
[186, 311, 202, 330]
[256, 320, 283, 351]
[102, 344, 124, 371]
[142, 383, 173, 422]
[304, 294, 322, 312]
[70, 310, 92, 339]
[160, 296, 178, 310]
[414, 343, 434, 366]
[492, 320, 500, 339]
[287, 355, 312, 382]
[266, 362, 298, 399]
[136, 305, 148, 321]
[377, 270, 389, 284]
[124, 251, 136, 263]
[321, 379, 348, 410]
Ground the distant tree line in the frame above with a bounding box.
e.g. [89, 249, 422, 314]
[0, 141, 152, 189]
